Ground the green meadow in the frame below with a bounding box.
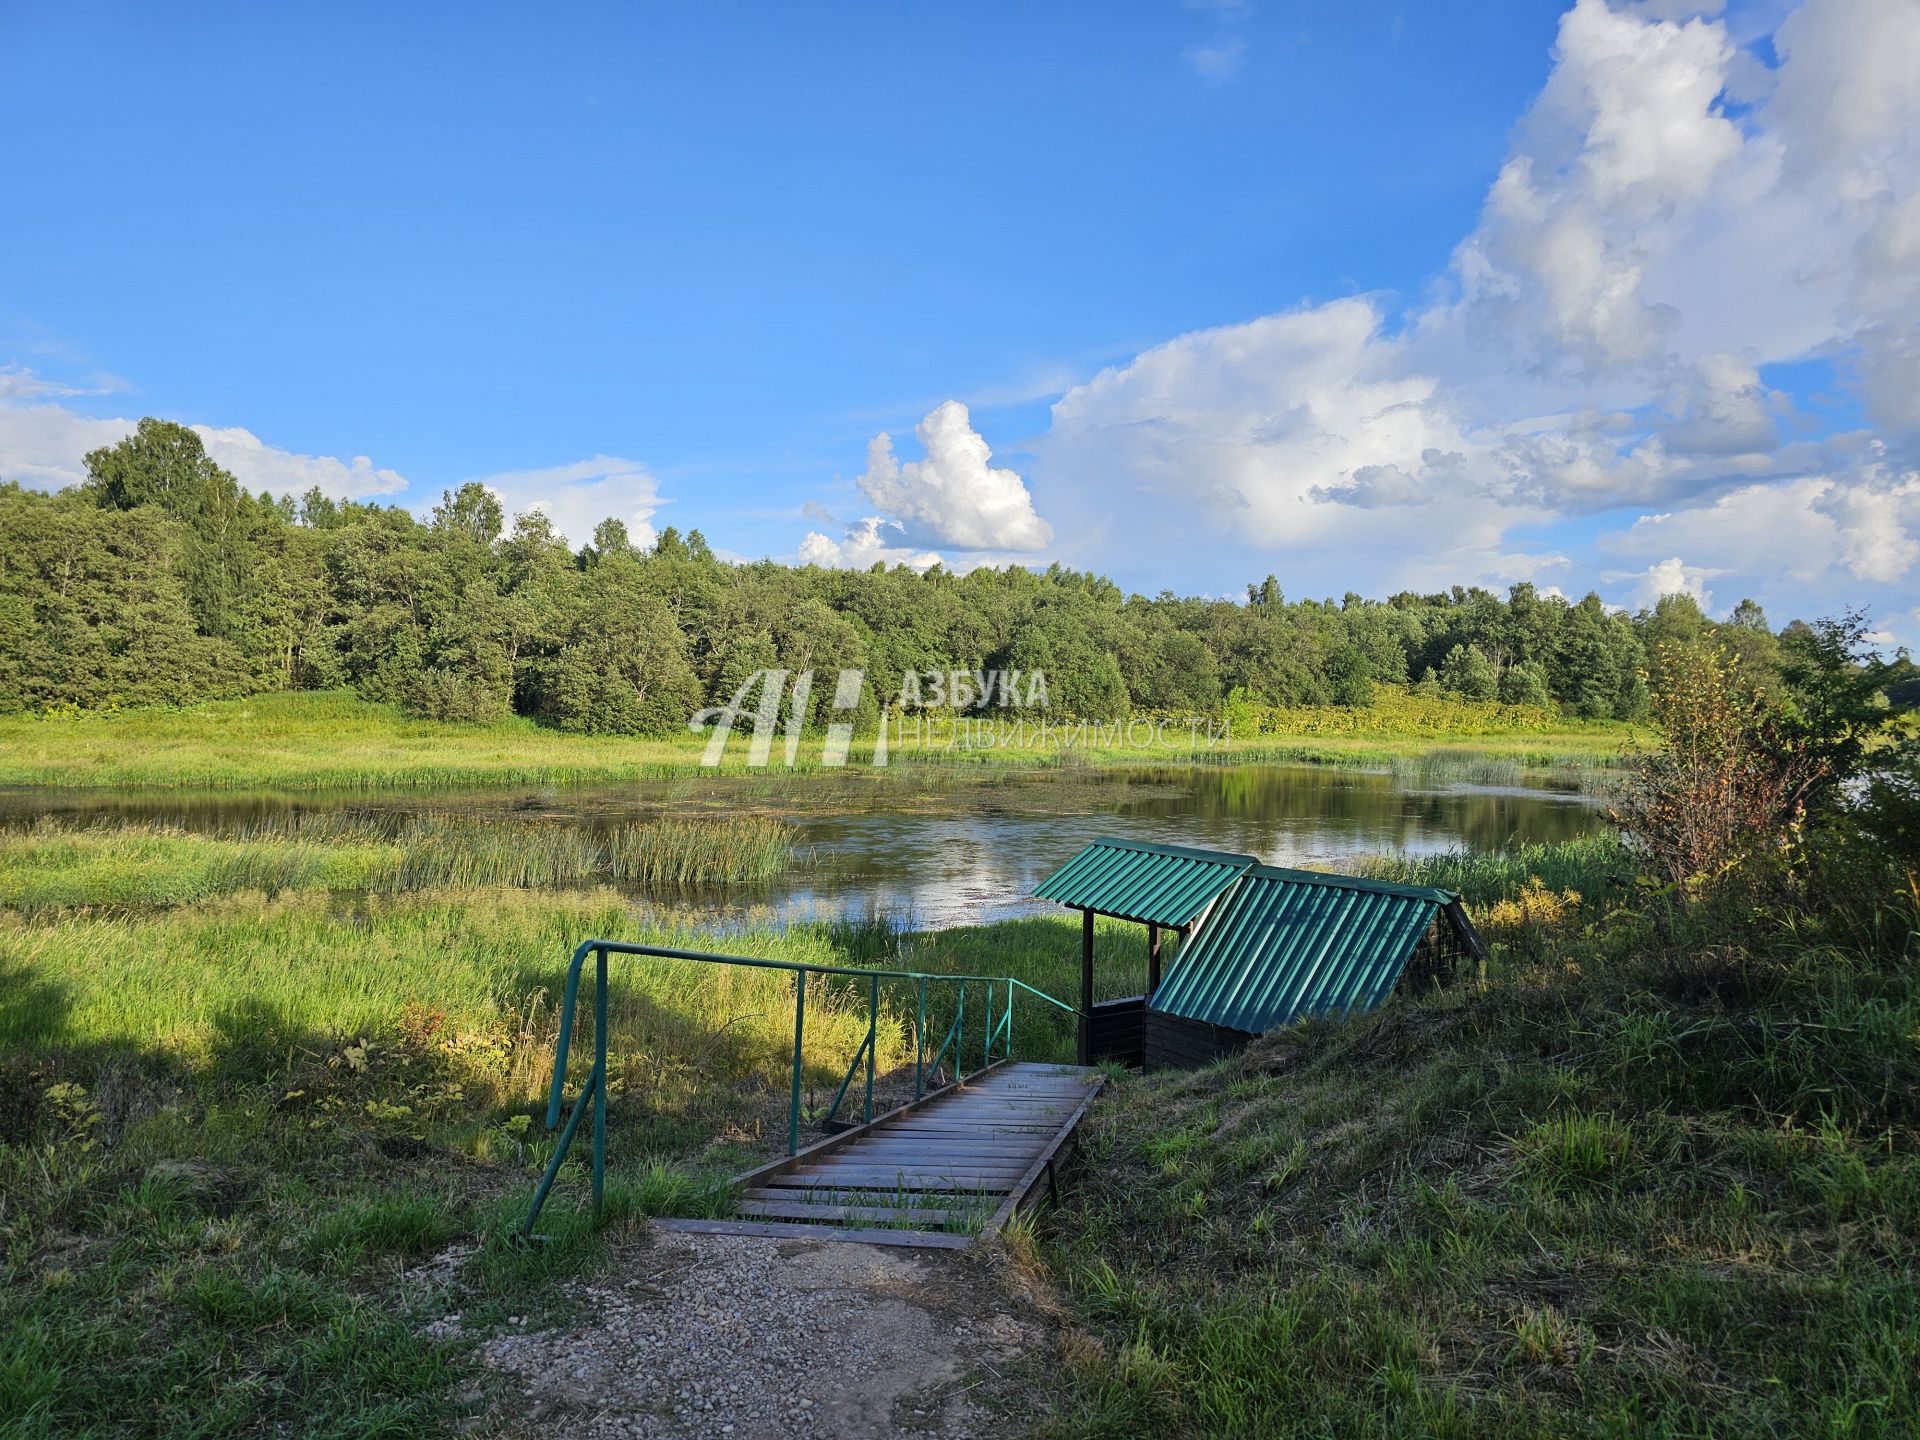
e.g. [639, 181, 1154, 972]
[0, 688, 1636, 792]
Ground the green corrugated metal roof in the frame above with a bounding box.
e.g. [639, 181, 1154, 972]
[1149, 865, 1456, 1034]
[1033, 837, 1257, 928]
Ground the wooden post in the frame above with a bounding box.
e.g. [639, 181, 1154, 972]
[1078, 907, 1094, 1066]
[1148, 922, 1162, 997]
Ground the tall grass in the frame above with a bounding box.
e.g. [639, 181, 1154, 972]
[1359, 834, 1634, 907]
[0, 812, 800, 912]
[1043, 849, 1920, 1438]
[603, 817, 796, 886]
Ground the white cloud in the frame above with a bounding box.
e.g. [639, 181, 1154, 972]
[193, 424, 405, 500]
[0, 363, 115, 402]
[453, 455, 661, 549]
[1185, 36, 1246, 82]
[1029, 0, 1920, 628]
[0, 399, 135, 488]
[1598, 459, 1920, 620]
[852, 400, 1051, 551]
[1601, 554, 1727, 610]
[0, 366, 409, 501]
[799, 516, 944, 572]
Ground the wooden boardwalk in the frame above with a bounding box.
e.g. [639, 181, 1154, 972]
[653, 1061, 1105, 1249]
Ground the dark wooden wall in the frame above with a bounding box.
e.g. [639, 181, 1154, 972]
[1144, 1011, 1257, 1071]
[1088, 995, 1147, 1068]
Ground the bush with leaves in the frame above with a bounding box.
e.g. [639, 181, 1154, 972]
[1611, 640, 1821, 889]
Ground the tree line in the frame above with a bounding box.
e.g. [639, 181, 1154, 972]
[0, 418, 1890, 735]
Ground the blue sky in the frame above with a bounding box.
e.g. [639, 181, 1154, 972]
[4, 1, 1917, 641]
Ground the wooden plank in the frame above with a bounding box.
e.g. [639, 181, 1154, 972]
[798, 1159, 1036, 1175]
[859, 1135, 1047, 1146]
[858, 1127, 1051, 1140]
[871, 1120, 1058, 1132]
[786, 1175, 1023, 1193]
[741, 1185, 976, 1208]
[845, 1142, 1044, 1160]
[650, 1217, 973, 1250]
[848, 1144, 1044, 1159]
[870, 1119, 1057, 1132]
[743, 1191, 991, 1220]
[846, 1136, 1044, 1152]
[771, 1175, 1029, 1198]
[930, 1093, 1085, 1102]
[834, 1155, 1035, 1172]
[736, 1198, 972, 1228]
[981, 1073, 1106, 1237]
[728, 1058, 1015, 1191]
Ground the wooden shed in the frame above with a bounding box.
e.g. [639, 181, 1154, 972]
[1033, 839, 1485, 1070]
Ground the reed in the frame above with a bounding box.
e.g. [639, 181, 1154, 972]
[0, 812, 800, 912]
[602, 816, 798, 887]
[1358, 834, 1634, 907]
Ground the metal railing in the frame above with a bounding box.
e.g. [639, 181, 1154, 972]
[521, 938, 1077, 1236]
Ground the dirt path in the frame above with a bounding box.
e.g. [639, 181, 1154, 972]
[478, 1227, 1055, 1438]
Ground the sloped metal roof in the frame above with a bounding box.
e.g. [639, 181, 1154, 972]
[1032, 837, 1257, 928]
[1148, 865, 1456, 1034]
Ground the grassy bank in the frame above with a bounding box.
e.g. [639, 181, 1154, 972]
[1029, 859, 1920, 1437]
[16, 816, 1906, 1439]
[0, 690, 1637, 792]
[1, 879, 1143, 1436]
[0, 826, 1629, 1437]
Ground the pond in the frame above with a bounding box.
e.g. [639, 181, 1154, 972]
[2, 762, 1610, 931]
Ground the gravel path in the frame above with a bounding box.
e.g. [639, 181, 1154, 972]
[478, 1228, 1050, 1438]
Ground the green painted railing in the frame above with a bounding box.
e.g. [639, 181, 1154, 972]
[521, 938, 1076, 1237]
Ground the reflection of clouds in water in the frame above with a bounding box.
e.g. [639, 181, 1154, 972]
[676, 773, 1603, 932]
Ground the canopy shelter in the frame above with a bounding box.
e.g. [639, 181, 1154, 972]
[1032, 837, 1257, 1064]
[1034, 839, 1485, 1070]
[1146, 865, 1485, 1067]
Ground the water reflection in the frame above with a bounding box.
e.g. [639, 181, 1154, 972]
[0, 764, 1606, 932]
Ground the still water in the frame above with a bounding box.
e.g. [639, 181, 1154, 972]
[2, 764, 1608, 931]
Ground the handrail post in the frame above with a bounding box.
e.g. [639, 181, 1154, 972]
[544, 940, 596, 1129]
[788, 970, 806, 1155]
[983, 980, 993, 1071]
[864, 973, 877, 1123]
[520, 1060, 597, 1238]
[591, 945, 607, 1218]
[914, 978, 926, 1100]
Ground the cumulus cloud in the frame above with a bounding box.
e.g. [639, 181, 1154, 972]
[0, 397, 136, 488]
[1031, 0, 1920, 634]
[1602, 555, 1727, 610]
[0, 365, 410, 501]
[801, 401, 1051, 568]
[193, 424, 405, 500]
[799, 516, 944, 572]
[453, 455, 661, 549]
[854, 401, 1052, 551]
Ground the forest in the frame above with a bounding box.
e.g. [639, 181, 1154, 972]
[0, 417, 1873, 734]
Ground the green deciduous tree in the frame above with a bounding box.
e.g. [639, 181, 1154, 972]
[539, 561, 702, 734]
[1437, 642, 1497, 702]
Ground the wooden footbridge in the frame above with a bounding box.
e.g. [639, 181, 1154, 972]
[655, 1061, 1103, 1249]
[520, 940, 1103, 1250]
